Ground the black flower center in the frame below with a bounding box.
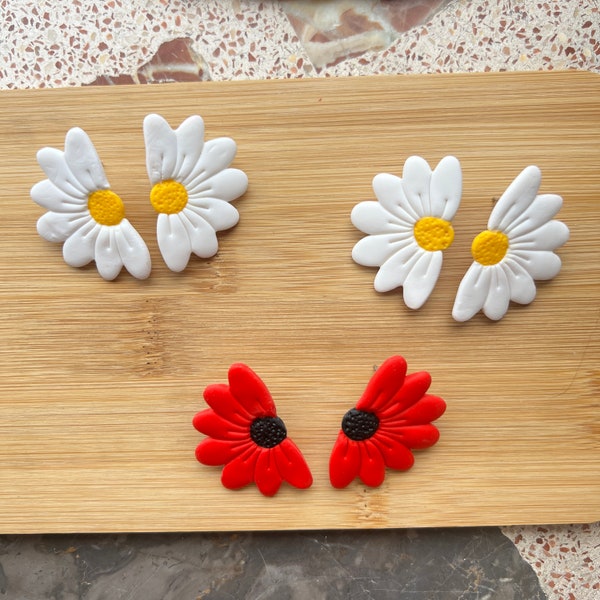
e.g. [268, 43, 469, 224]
[250, 416, 287, 448]
[342, 408, 379, 441]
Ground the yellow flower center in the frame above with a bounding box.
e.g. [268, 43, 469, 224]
[413, 217, 455, 252]
[150, 179, 188, 214]
[87, 189, 125, 226]
[471, 230, 509, 265]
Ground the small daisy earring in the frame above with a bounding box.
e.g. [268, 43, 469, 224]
[329, 355, 446, 489]
[193, 363, 313, 496]
[143, 114, 248, 272]
[452, 166, 569, 322]
[31, 127, 151, 280]
[351, 156, 462, 309]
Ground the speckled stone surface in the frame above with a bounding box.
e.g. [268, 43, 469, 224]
[0, 0, 597, 88]
[0, 0, 598, 598]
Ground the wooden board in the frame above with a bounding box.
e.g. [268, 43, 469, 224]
[0, 72, 598, 533]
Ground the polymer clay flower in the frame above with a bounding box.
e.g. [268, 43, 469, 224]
[143, 113, 248, 272]
[351, 156, 462, 309]
[452, 166, 569, 322]
[30, 127, 151, 280]
[329, 355, 446, 489]
[193, 363, 313, 496]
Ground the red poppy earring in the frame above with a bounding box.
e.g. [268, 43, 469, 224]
[193, 363, 313, 497]
[329, 355, 447, 489]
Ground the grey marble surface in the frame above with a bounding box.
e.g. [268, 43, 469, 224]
[0, 528, 545, 599]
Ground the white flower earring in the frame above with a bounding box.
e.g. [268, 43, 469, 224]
[452, 166, 569, 322]
[351, 156, 462, 309]
[143, 114, 248, 273]
[31, 127, 151, 280]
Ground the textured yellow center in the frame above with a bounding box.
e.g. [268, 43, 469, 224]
[471, 230, 509, 265]
[87, 189, 125, 226]
[413, 217, 455, 252]
[150, 179, 188, 214]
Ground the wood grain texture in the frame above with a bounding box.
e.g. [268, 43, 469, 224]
[0, 72, 598, 533]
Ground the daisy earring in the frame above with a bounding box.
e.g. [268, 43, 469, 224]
[452, 166, 570, 322]
[143, 114, 248, 272]
[351, 155, 462, 310]
[193, 363, 313, 497]
[329, 355, 446, 489]
[31, 127, 151, 280]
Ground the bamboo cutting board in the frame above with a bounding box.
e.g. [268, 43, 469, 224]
[0, 72, 598, 533]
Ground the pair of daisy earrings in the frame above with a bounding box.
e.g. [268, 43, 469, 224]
[352, 155, 570, 322]
[193, 356, 446, 496]
[30, 114, 248, 279]
[31, 115, 569, 323]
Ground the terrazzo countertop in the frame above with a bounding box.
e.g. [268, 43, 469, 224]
[1, 1, 598, 599]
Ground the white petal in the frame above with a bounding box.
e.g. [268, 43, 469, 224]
[401, 156, 432, 216]
[37, 211, 89, 243]
[143, 114, 178, 184]
[157, 213, 192, 272]
[36, 147, 88, 196]
[352, 234, 413, 268]
[182, 137, 237, 189]
[64, 127, 110, 192]
[180, 209, 219, 258]
[502, 259, 537, 305]
[429, 155, 462, 220]
[401, 251, 443, 309]
[62, 220, 99, 268]
[511, 250, 563, 280]
[31, 179, 86, 211]
[506, 194, 564, 239]
[350, 201, 408, 234]
[115, 219, 152, 280]
[187, 168, 248, 201]
[488, 166, 541, 232]
[373, 241, 422, 292]
[511, 220, 570, 252]
[372, 172, 420, 223]
[185, 200, 239, 232]
[452, 263, 492, 322]
[482, 266, 511, 320]
[173, 115, 205, 183]
[95, 227, 123, 281]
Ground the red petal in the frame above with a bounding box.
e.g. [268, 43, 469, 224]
[380, 424, 440, 449]
[221, 446, 260, 490]
[358, 440, 386, 487]
[397, 394, 447, 425]
[203, 383, 252, 425]
[379, 372, 432, 419]
[375, 434, 415, 471]
[356, 355, 407, 413]
[274, 438, 313, 490]
[192, 409, 247, 440]
[254, 449, 284, 496]
[329, 432, 361, 488]
[228, 363, 277, 418]
[195, 438, 247, 466]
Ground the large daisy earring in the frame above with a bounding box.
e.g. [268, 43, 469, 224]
[329, 355, 446, 489]
[452, 166, 569, 322]
[143, 114, 248, 273]
[193, 363, 313, 497]
[351, 156, 462, 310]
[31, 127, 151, 280]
